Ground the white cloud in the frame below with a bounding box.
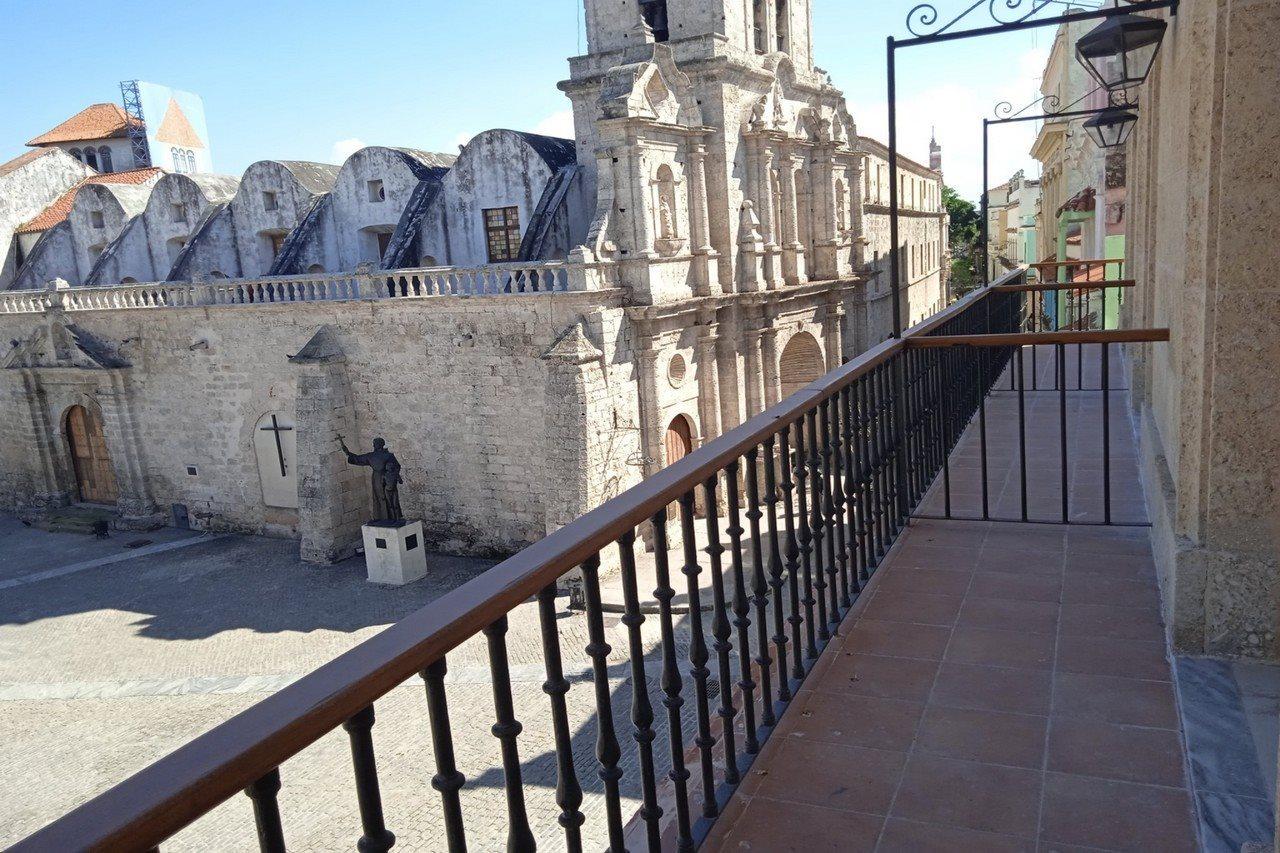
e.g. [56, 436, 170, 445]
[330, 137, 366, 163]
[533, 109, 576, 140]
[848, 45, 1051, 204]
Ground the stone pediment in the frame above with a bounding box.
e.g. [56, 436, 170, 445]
[2, 321, 129, 371]
[541, 316, 605, 366]
[288, 325, 347, 365]
[598, 44, 702, 127]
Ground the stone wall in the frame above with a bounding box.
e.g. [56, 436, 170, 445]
[1125, 0, 1280, 658]
[0, 290, 635, 558]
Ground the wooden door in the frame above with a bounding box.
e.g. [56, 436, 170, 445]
[66, 405, 119, 504]
[664, 415, 693, 466]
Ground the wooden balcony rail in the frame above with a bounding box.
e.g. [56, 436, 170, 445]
[12, 267, 1168, 853]
[1030, 257, 1126, 285]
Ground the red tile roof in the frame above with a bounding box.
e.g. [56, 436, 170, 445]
[26, 103, 143, 147]
[16, 168, 164, 234]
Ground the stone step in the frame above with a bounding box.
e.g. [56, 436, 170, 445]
[44, 507, 116, 537]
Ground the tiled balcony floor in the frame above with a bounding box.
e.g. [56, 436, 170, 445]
[705, 345, 1200, 852]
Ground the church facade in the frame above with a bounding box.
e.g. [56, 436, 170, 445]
[0, 0, 948, 562]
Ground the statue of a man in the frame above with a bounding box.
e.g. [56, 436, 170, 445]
[339, 436, 404, 522]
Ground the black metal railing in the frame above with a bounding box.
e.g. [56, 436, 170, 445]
[13, 269, 1166, 853]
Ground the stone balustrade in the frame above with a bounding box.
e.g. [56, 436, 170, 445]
[0, 259, 617, 315]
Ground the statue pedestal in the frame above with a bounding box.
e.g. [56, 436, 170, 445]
[362, 520, 428, 586]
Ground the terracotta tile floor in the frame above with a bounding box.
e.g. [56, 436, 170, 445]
[704, 346, 1200, 852]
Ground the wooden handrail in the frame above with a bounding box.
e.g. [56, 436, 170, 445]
[1031, 258, 1125, 268]
[995, 280, 1135, 292]
[910, 328, 1169, 348]
[12, 269, 1031, 853]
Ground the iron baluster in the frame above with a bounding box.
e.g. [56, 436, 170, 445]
[829, 393, 852, 610]
[678, 493, 718, 820]
[818, 402, 842, 630]
[743, 447, 775, 730]
[581, 555, 627, 849]
[1102, 342, 1112, 524]
[801, 411, 828, 651]
[779, 426, 808, 679]
[421, 659, 466, 853]
[1017, 346, 1029, 522]
[1059, 342, 1070, 523]
[840, 385, 865, 593]
[341, 706, 396, 853]
[978, 344, 990, 520]
[245, 769, 286, 853]
[615, 532, 662, 850]
[725, 461, 760, 754]
[650, 511, 695, 851]
[535, 585, 586, 852]
[763, 435, 791, 702]
[702, 474, 740, 786]
[483, 615, 536, 853]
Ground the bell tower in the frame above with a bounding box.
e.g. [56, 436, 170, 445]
[581, 0, 815, 73]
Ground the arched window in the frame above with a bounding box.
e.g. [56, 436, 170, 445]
[121, 277, 138, 284]
[186, 151, 197, 173]
[776, 0, 790, 52]
[307, 264, 326, 274]
[98, 147, 112, 173]
[69, 148, 83, 163]
[209, 270, 228, 279]
[779, 331, 825, 398]
[420, 255, 438, 267]
[84, 148, 99, 170]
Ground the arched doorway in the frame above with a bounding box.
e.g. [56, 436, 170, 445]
[664, 414, 694, 466]
[65, 405, 118, 504]
[779, 331, 825, 399]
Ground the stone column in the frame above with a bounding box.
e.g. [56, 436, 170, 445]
[742, 312, 765, 418]
[760, 321, 781, 408]
[779, 145, 806, 285]
[686, 137, 719, 296]
[822, 301, 845, 370]
[634, 336, 664, 480]
[810, 144, 840, 280]
[695, 312, 722, 442]
[753, 139, 782, 290]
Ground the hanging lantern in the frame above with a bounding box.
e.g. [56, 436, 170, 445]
[1075, 13, 1168, 91]
[1083, 107, 1140, 148]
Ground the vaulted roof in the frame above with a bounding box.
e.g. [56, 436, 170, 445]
[16, 168, 164, 234]
[26, 103, 142, 147]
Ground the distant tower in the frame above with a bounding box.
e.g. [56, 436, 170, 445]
[929, 126, 943, 172]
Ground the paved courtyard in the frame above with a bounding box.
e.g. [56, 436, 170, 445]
[0, 513, 711, 851]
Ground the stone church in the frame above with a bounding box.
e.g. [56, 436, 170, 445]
[0, 0, 948, 562]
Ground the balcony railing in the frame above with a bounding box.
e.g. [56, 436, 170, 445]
[0, 260, 617, 316]
[11, 268, 1169, 852]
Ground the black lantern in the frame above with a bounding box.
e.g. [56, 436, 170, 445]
[1075, 13, 1168, 91]
[1083, 107, 1139, 148]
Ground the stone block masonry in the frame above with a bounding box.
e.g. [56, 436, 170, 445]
[0, 290, 636, 560]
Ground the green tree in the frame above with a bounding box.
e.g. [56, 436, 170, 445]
[942, 186, 982, 295]
[942, 185, 980, 250]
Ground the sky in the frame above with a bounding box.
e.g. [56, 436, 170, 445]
[0, 0, 1059, 203]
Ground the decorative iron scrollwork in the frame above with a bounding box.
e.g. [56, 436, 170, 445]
[906, 0, 1104, 39]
